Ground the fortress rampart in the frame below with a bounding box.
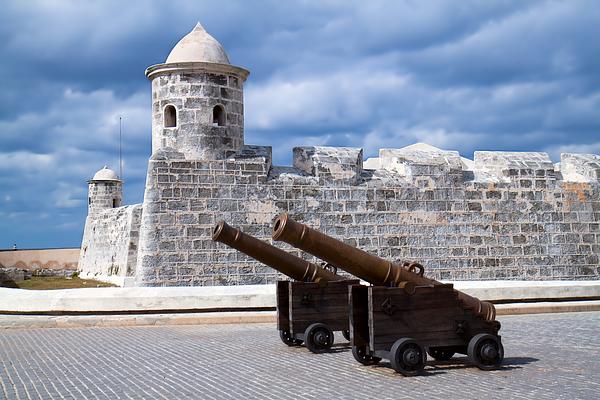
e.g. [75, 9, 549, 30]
[79, 205, 142, 286]
[130, 144, 600, 286]
[78, 23, 600, 286]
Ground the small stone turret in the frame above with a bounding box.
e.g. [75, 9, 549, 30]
[87, 166, 122, 216]
[145, 23, 249, 160]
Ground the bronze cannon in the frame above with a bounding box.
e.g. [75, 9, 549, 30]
[213, 220, 339, 283]
[272, 214, 504, 375]
[212, 221, 358, 353]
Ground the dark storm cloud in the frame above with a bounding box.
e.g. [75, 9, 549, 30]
[0, 0, 599, 247]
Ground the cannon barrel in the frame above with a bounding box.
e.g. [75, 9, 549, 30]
[272, 214, 495, 321]
[212, 221, 341, 283]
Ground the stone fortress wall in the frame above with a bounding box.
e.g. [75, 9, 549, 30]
[78, 23, 600, 286]
[132, 143, 600, 286]
[79, 205, 142, 286]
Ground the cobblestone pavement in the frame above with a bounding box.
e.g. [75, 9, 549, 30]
[1, 312, 599, 399]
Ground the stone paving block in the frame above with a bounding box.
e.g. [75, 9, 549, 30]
[0, 312, 599, 399]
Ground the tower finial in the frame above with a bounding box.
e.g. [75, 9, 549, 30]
[193, 22, 206, 32]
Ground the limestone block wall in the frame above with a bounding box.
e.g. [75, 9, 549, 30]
[151, 71, 244, 159]
[79, 204, 142, 282]
[134, 145, 600, 286]
[88, 181, 122, 217]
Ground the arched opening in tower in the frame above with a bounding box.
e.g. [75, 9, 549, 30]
[164, 105, 177, 128]
[213, 105, 226, 127]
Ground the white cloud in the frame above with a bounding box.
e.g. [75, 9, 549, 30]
[1, 87, 149, 169]
[246, 68, 409, 130]
[3, 0, 161, 58]
[52, 182, 85, 209]
[0, 151, 54, 172]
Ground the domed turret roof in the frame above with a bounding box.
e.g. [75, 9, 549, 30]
[166, 22, 230, 64]
[91, 166, 120, 181]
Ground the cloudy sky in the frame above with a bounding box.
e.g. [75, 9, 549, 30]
[1, 0, 599, 248]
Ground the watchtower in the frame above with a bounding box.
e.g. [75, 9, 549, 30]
[145, 23, 249, 160]
[87, 166, 122, 216]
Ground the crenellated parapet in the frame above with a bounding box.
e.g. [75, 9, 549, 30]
[255, 143, 599, 189]
[130, 140, 600, 287]
[560, 153, 600, 182]
[293, 146, 363, 185]
[222, 143, 600, 192]
[473, 151, 555, 179]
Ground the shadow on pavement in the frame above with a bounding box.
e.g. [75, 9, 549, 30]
[359, 356, 540, 376]
[328, 343, 351, 353]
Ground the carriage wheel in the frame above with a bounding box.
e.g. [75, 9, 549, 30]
[352, 345, 381, 366]
[279, 330, 302, 346]
[390, 338, 426, 376]
[304, 323, 334, 353]
[467, 333, 504, 370]
[342, 330, 351, 341]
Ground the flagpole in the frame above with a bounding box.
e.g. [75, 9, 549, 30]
[119, 116, 123, 181]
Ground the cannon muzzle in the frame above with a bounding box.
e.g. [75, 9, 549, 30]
[272, 214, 495, 320]
[212, 221, 341, 283]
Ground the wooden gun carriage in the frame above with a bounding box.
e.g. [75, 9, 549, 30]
[212, 221, 357, 353]
[272, 214, 504, 376]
